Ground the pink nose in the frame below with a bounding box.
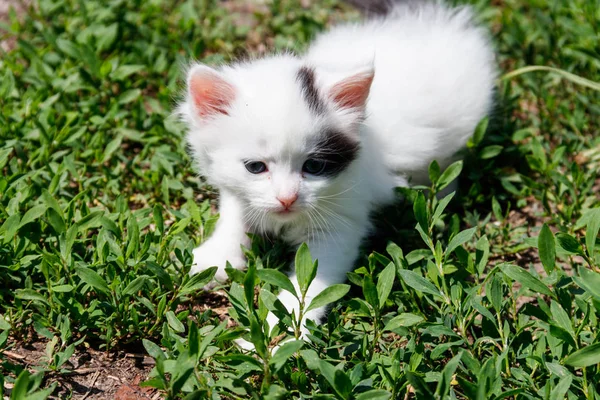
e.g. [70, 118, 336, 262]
[277, 193, 298, 209]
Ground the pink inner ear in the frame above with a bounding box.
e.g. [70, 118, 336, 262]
[189, 70, 236, 118]
[330, 71, 374, 110]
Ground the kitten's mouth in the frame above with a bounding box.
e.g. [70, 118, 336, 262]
[275, 209, 294, 215]
[273, 208, 298, 219]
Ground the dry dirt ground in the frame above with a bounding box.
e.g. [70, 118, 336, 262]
[3, 290, 231, 399]
[0, 0, 29, 51]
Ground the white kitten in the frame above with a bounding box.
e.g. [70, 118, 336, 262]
[179, 2, 496, 341]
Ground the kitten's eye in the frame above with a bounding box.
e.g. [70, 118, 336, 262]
[302, 159, 327, 175]
[244, 161, 268, 174]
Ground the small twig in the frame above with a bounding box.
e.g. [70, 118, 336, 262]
[2, 351, 26, 360]
[81, 371, 100, 400]
[68, 367, 102, 376]
[125, 352, 148, 359]
[107, 375, 123, 383]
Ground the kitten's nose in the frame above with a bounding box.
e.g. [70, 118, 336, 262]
[277, 193, 298, 209]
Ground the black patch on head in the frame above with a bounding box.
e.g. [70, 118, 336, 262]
[308, 129, 360, 177]
[296, 66, 326, 115]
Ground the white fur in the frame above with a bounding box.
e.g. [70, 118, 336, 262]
[180, 2, 496, 347]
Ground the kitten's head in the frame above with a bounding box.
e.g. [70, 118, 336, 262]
[180, 55, 374, 229]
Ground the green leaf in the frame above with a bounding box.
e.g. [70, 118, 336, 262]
[76, 211, 104, 232]
[538, 224, 556, 274]
[305, 284, 350, 313]
[0, 314, 11, 330]
[500, 264, 552, 297]
[51, 285, 74, 293]
[75, 266, 110, 294]
[355, 390, 391, 400]
[487, 275, 503, 312]
[383, 313, 424, 331]
[250, 316, 267, 359]
[437, 160, 463, 191]
[111, 64, 145, 81]
[25, 383, 57, 400]
[119, 89, 142, 104]
[549, 375, 572, 400]
[386, 242, 405, 269]
[56, 344, 75, 368]
[431, 192, 455, 225]
[550, 300, 574, 337]
[11, 370, 30, 400]
[573, 267, 600, 300]
[18, 204, 48, 229]
[502, 65, 600, 92]
[122, 275, 147, 296]
[362, 275, 379, 311]
[475, 235, 490, 275]
[428, 160, 441, 184]
[564, 342, 600, 368]
[446, 227, 477, 256]
[199, 321, 226, 360]
[413, 191, 428, 231]
[492, 196, 503, 222]
[300, 349, 321, 370]
[15, 289, 49, 306]
[377, 262, 395, 308]
[436, 351, 462, 397]
[480, 145, 503, 159]
[143, 339, 165, 360]
[264, 385, 289, 400]
[153, 204, 165, 234]
[146, 261, 174, 291]
[269, 340, 304, 372]
[102, 135, 122, 163]
[166, 311, 185, 333]
[397, 269, 441, 298]
[41, 189, 64, 218]
[556, 233, 583, 255]
[244, 262, 257, 310]
[295, 243, 317, 296]
[257, 269, 298, 299]
[180, 267, 217, 295]
[125, 214, 140, 259]
[56, 38, 80, 58]
[333, 369, 353, 400]
[1, 214, 20, 243]
[47, 208, 66, 234]
[470, 117, 488, 147]
[585, 208, 600, 258]
[188, 322, 199, 357]
[170, 361, 195, 395]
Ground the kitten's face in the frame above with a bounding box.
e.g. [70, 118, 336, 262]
[182, 56, 373, 229]
[210, 124, 359, 229]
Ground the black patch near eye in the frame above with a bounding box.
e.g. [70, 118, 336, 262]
[244, 161, 268, 174]
[309, 129, 360, 177]
[302, 159, 327, 175]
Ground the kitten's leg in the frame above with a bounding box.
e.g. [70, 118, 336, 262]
[191, 190, 249, 284]
[268, 225, 366, 338]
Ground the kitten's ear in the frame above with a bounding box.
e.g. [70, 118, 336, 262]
[187, 64, 236, 119]
[328, 68, 374, 110]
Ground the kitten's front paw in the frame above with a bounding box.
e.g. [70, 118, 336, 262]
[190, 241, 246, 288]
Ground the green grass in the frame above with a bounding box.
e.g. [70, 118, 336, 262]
[1, 0, 600, 398]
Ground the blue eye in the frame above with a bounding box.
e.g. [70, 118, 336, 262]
[302, 159, 327, 175]
[244, 161, 268, 174]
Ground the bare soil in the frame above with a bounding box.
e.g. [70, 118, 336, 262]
[2, 292, 232, 399]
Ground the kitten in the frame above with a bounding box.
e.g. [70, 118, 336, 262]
[179, 1, 496, 342]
